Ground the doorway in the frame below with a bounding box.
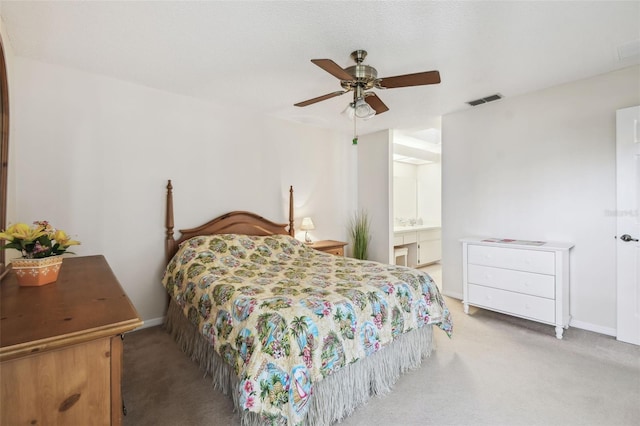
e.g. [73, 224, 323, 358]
[392, 127, 442, 287]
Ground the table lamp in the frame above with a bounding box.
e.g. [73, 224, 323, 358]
[300, 217, 315, 244]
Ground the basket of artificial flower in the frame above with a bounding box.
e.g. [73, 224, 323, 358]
[0, 221, 80, 286]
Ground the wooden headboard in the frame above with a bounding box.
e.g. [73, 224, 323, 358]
[165, 180, 295, 263]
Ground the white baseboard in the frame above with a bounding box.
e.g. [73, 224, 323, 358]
[442, 290, 463, 300]
[569, 319, 616, 337]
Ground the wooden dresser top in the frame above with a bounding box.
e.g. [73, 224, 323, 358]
[0, 255, 142, 361]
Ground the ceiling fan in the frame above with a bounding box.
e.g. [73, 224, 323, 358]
[294, 50, 441, 119]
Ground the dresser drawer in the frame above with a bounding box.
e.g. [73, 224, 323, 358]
[323, 247, 344, 256]
[468, 284, 555, 323]
[468, 245, 555, 275]
[310, 241, 347, 256]
[467, 264, 555, 299]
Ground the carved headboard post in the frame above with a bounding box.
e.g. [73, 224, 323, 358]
[289, 185, 295, 237]
[165, 180, 175, 264]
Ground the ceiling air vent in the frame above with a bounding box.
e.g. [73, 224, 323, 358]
[467, 93, 503, 106]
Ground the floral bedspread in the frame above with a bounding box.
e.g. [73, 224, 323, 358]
[162, 234, 452, 425]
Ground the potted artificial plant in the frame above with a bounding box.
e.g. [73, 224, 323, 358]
[349, 210, 371, 260]
[0, 221, 80, 286]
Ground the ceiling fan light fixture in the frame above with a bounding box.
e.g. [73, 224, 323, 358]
[342, 99, 376, 120]
[342, 103, 355, 120]
[353, 98, 376, 120]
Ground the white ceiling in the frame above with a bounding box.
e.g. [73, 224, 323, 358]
[1, 1, 638, 138]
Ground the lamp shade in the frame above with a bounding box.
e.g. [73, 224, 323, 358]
[342, 99, 376, 120]
[354, 98, 376, 119]
[300, 217, 315, 231]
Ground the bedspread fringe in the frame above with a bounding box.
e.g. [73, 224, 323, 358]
[165, 300, 434, 426]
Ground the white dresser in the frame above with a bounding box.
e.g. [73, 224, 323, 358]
[461, 237, 574, 339]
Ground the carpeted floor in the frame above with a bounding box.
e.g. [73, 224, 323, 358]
[122, 265, 640, 426]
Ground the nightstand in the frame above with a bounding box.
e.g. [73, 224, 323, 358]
[309, 240, 348, 256]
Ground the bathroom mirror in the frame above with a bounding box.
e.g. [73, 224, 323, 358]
[393, 176, 417, 223]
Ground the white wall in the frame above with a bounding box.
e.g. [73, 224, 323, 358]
[442, 65, 640, 335]
[357, 129, 393, 264]
[9, 56, 355, 324]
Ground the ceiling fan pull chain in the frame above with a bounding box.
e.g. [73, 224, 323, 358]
[352, 113, 358, 145]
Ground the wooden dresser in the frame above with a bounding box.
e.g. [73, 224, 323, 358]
[0, 255, 143, 425]
[461, 237, 573, 339]
[308, 240, 348, 256]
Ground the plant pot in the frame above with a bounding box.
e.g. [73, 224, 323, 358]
[12, 255, 63, 286]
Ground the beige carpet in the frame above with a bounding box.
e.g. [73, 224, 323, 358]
[122, 268, 639, 425]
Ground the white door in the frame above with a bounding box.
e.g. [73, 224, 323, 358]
[616, 106, 640, 345]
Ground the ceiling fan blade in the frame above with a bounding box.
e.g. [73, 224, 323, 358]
[294, 91, 347, 107]
[378, 70, 441, 89]
[311, 59, 354, 81]
[365, 93, 389, 114]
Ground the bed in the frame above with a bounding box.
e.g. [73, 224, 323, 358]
[162, 180, 453, 425]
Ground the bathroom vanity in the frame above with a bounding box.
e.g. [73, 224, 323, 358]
[393, 225, 441, 267]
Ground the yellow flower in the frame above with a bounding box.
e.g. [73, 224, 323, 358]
[53, 229, 80, 247]
[0, 223, 46, 242]
[1, 220, 80, 258]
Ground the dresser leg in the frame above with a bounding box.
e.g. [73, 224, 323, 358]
[463, 302, 469, 314]
[555, 326, 564, 339]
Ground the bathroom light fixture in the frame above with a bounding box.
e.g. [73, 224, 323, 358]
[300, 217, 315, 244]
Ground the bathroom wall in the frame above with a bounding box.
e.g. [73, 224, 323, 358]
[417, 162, 441, 226]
